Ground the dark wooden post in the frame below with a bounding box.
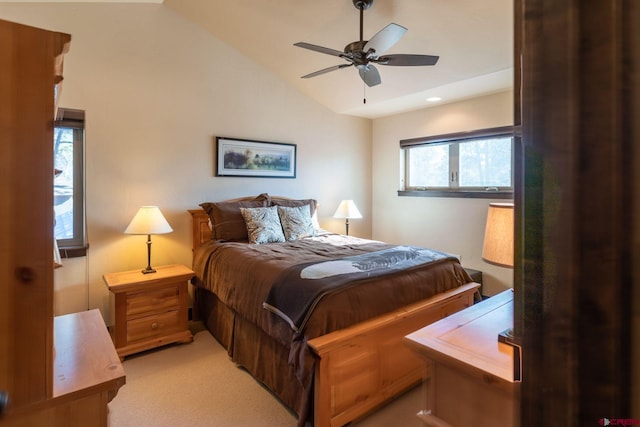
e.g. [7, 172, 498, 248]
[517, 0, 640, 424]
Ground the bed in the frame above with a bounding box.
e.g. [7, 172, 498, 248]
[189, 194, 479, 427]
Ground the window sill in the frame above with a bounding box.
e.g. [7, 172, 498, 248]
[58, 244, 89, 258]
[398, 190, 513, 199]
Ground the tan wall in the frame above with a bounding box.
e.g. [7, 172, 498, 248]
[0, 4, 372, 322]
[371, 91, 514, 296]
[1, 4, 515, 319]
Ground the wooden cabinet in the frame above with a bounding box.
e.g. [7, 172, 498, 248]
[103, 264, 194, 359]
[0, 18, 124, 426]
[2, 310, 126, 427]
[0, 19, 70, 410]
[404, 290, 520, 427]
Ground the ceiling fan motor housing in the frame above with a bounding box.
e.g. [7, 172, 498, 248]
[344, 40, 368, 65]
[353, 0, 373, 11]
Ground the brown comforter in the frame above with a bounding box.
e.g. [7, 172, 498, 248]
[191, 232, 472, 425]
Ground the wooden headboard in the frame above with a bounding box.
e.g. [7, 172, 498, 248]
[188, 209, 211, 251]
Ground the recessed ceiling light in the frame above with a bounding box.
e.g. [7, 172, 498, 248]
[426, 97, 442, 102]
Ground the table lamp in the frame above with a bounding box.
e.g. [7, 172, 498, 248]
[125, 206, 173, 274]
[481, 202, 515, 344]
[333, 200, 362, 236]
[482, 202, 514, 268]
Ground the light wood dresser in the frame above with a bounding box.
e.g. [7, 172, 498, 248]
[1, 309, 125, 426]
[404, 289, 520, 427]
[103, 264, 194, 359]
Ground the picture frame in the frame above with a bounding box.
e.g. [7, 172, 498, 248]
[216, 137, 297, 178]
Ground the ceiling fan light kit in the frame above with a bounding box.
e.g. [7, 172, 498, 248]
[294, 0, 439, 88]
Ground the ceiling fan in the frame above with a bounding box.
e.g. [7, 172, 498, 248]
[294, 0, 439, 87]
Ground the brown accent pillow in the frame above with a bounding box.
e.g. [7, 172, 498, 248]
[200, 193, 270, 241]
[271, 198, 317, 217]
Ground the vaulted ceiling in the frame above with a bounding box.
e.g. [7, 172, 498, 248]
[4, 0, 513, 118]
[163, 0, 513, 118]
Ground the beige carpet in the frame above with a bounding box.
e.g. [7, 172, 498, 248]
[108, 323, 424, 427]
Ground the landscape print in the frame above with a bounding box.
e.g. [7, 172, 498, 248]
[216, 137, 296, 178]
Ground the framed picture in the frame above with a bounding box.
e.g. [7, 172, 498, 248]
[216, 137, 297, 178]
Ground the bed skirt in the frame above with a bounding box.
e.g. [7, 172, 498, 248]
[195, 287, 312, 424]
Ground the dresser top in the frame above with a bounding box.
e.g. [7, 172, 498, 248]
[53, 309, 125, 399]
[404, 289, 517, 385]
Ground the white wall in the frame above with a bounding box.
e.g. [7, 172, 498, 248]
[0, 4, 372, 322]
[371, 91, 514, 296]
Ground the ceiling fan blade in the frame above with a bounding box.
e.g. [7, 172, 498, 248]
[375, 54, 440, 66]
[358, 64, 381, 87]
[301, 63, 352, 79]
[294, 42, 345, 57]
[363, 23, 407, 56]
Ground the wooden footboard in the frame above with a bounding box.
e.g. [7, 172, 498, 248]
[308, 282, 479, 427]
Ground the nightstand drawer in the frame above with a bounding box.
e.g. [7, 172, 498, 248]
[126, 287, 179, 318]
[127, 310, 180, 343]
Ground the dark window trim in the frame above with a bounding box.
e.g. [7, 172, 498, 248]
[399, 125, 515, 147]
[398, 190, 513, 199]
[400, 125, 515, 196]
[59, 244, 89, 259]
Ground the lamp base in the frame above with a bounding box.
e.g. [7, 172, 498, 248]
[142, 235, 156, 274]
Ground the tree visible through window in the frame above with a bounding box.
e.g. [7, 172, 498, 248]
[54, 108, 86, 252]
[458, 137, 512, 187]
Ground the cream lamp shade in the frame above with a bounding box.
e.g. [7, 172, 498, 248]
[481, 202, 514, 268]
[125, 206, 173, 235]
[125, 206, 173, 274]
[333, 200, 362, 236]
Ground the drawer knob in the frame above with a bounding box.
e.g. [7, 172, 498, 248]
[15, 267, 35, 283]
[151, 322, 159, 330]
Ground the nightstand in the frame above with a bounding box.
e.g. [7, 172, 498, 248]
[464, 267, 484, 301]
[103, 264, 194, 359]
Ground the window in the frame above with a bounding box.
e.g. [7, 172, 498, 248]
[399, 125, 514, 198]
[54, 108, 86, 255]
